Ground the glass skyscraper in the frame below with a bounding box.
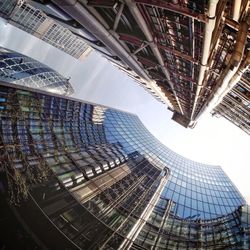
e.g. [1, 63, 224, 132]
[0, 0, 91, 60]
[0, 82, 249, 249]
[0, 47, 74, 95]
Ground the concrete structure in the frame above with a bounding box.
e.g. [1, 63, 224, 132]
[0, 82, 249, 249]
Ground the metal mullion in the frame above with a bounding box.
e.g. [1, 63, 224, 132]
[99, 168, 163, 249]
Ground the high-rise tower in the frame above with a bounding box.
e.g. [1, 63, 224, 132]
[0, 0, 92, 60]
[0, 47, 74, 95]
[21, 0, 250, 129]
[2, 1, 249, 132]
[0, 82, 249, 249]
[211, 53, 250, 136]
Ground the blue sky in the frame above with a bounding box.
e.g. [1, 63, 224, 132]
[0, 18, 249, 202]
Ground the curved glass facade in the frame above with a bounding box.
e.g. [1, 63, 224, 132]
[0, 83, 249, 249]
[103, 109, 245, 220]
[0, 47, 74, 95]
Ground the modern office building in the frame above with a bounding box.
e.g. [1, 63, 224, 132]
[211, 53, 250, 135]
[0, 0, 165, 105]
[23, 0, 249, 129]
[0, 47, 74, 95]
[0, 82, 249, 249]
[0, 0, 92, 60]
[2, 1, 249, 132]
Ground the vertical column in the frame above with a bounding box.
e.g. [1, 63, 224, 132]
[118, 167, 170, 250]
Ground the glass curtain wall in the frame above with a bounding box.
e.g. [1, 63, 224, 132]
[0, 83, 249, 249]
[0, 47, 74, 95]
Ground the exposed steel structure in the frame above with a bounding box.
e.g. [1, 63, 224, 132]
[212, 51, 250, 135]
[45, 0, 249, 128]
[0, 0, 249, 130]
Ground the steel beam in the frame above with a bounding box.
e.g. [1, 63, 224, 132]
[51, 0, 151, 81]
[225, 18, 250, 38]
[113, 3, 124, 31]
[137, 55, 158, 67]
[134, 0, 207, 23]
[125, 0, 184, 114]
[157, 43, 198, 64]
[118, 33, 198, 64]
[191, 0, 220, 120]
[118, 33, 144, 46]
[87, 0, 117, 8]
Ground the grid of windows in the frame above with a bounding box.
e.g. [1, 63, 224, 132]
[0, 84, 249, 249]
[101, 110, 245, 224]
[0, 47, 74, 95]
[0, 0, 91, 59]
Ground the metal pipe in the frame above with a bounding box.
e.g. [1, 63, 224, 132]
[113, 3, 124, 31]
[29, 1, 73, 21]
[233, 0, 242, 22]
[190, 17, 195, 80]
[124, 0, 184, 114]
[190, 0, 219, 119]
[51, 0, 174, 108]
[212, 50, 249, 108]
[51, 0, 150, 80]
[194, 27, 249, 121]
[80, 0, 110, 30]
[132, 42, 149, 55]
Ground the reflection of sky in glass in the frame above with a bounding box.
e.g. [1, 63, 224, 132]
[0, 84, 248, 250]
[0, 17, 249, 204]
[103, 108, 245, 220]
[0, 47, 73, 95]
